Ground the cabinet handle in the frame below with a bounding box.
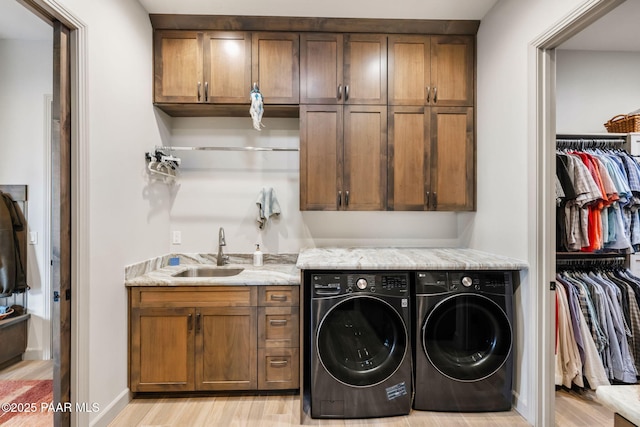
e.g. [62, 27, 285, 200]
[433, 86, 437, 103]
[197, 82, 201, 101]
[338, 191, 342, 207]
[426, 86, 430, 103]
[270, 294, 288, 302]
[196, 312, 201, 332]
[426, 191, 430, 209]
[188, 313, 193, 331]
[337, 84, 343, 100]
[433, 192, 437, 209]
[345, 85, 350, 101]
[269, 319, 288, 326]
[345, 190, 350, 207]
[204, 82, 209, 102]
[269, 360, 289, 367]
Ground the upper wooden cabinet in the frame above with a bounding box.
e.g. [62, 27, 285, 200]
[388, 35, 474, 107]
[300, 34, 387, 105]
[154, 30, 299, 107]
[388, 106, 475, 211]
[300, 105, 387, 210]
[154, 31, 251, 104]
[252, 32, 299, 104]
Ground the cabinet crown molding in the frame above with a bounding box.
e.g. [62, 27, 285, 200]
[150, 14, 480, 35]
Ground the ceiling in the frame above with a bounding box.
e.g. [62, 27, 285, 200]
[0, 0, 639, 48]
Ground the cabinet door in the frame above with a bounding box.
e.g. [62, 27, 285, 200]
[300, 105, 343, 210]
[430, 107, 475, 211]
[343, 105, 387, 210]
[344, 34, 387, 105]
[388, 36, 430, 106]
[203, 32, 251, 104]
[252, 32, 299, 104]
[431, 36, 474, 107]
[154, 31, 203, 103]
[195, 307, 257, 390]
[300, 33, 344, 104]
[388, 107, 430, 210]
[130, 307, 195, 392]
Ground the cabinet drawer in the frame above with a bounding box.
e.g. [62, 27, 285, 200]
[258, 286, 299, 306]
[258, 347, 299, 390]
[258, 306, 299, 348]
[131, 286, 257, 308]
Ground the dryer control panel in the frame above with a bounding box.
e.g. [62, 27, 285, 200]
[416, 271, 513, 295]
[311, 272, 409, 298]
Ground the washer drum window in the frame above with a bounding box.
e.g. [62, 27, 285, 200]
[317, 296, 407, 387]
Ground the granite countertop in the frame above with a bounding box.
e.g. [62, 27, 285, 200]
[596, 385, 640, 425]
[125, 253, 300, 287]
[296, 248, 528, 270]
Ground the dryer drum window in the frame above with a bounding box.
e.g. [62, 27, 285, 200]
[423, 294, 512, 382]
[317, 296, 407, 387]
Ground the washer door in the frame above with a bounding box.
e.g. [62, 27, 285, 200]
[423, 294, 512, 382]
[317, 296, 407, 387]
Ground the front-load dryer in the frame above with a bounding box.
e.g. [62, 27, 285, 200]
[309, 272, 412, 418]
[413, 271, 515, 412]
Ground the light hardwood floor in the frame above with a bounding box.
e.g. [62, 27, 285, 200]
[0, 362, 615, 426]
[108, 388, 614, 427]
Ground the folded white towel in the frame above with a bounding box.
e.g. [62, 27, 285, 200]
[256, 187, 281, 229]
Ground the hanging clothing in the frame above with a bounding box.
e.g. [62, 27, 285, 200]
[556, 266, 639, 388]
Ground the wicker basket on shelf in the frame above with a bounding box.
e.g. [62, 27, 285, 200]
[604, 113, 640, 133]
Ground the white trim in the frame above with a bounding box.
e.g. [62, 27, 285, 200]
[43, 93, 52, 361]
[530, 1, 625, 426]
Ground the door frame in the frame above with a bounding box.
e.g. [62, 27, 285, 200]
[531, 0, 624, 425]
[18, 1, 89, 426]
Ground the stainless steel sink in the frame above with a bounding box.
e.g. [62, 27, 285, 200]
[172, 267, 244, 278]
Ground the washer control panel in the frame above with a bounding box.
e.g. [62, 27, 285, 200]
[311, 272, 409, 297]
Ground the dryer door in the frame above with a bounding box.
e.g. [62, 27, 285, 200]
[422, 294, 512, 382]
[317, 296, 407, 387]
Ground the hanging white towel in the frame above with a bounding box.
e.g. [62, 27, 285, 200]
[256, 187, 281, 229]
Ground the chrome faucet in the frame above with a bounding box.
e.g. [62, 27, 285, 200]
[217, 227, 229, 266]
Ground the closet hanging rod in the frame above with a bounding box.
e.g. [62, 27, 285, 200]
[156, 146, 299, 152]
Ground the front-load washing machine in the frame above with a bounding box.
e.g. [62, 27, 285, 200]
[309, 271, 412, 418]
[414, 271, 515, 412]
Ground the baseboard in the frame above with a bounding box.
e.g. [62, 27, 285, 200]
[23, 349, 44, 360]
[89, 388, 131, 427]
[513, 389, 530, 423]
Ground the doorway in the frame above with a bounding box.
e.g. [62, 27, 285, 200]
[0, 0, 88, 426]
[534, 0, 627, 425]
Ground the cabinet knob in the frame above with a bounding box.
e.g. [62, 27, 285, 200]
[269, 319, 288, 326]
[188, 313, 193, 331]
[426, 86, 430, 103]
[196, 312, 201, 332]
[426, 191, 430, 209]
[338, 191, 342, 207]
[270, 294, 288, 302]
[204, 82, 209, 102]
[269, 360, 289, 367]
[433, 192, 437, 209]
[345, 190, 350, 207]
[197, 82, 202, 102]
[433, 86, 437, 103]
[344, 85, 349, 101]
[337, 84, 343, 100]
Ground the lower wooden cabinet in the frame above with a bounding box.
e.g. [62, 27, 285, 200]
[129, 285, 299, 393]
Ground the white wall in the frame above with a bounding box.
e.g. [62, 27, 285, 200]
[0, 39, 52, 360]
[476, 0, 584, 422]
[167, 116, 465, 255]
[557, 49, 640, 133]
